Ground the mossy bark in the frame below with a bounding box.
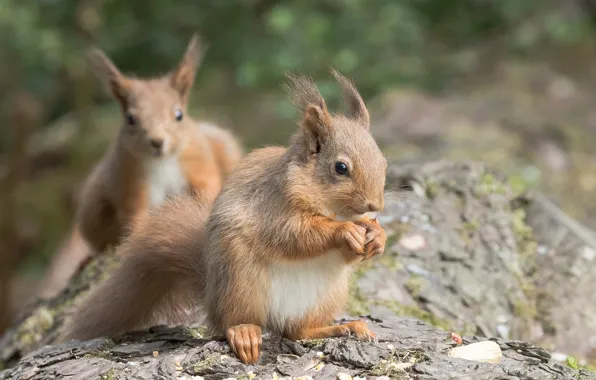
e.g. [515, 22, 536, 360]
[1, 160, 596, 375]
[1, 317, 594, 380]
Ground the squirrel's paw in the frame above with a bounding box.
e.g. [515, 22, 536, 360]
[355, 218, 386, 260]
[226, 324, 262, 365]
[338, 222, 367, 255]
[342, 320, 377, 342]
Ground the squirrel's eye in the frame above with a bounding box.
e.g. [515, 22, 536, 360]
[126, 113, 136, 126]
[335, 162, 349, 176]
[175, 109, 183, 122]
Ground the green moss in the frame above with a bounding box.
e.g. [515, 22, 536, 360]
[346, 265, 373, 316]
[300, 338, 326, 349]
[14, 253, 121, 354]
[458, 219, 480, 245]
[369, 363, 409, 379]
[405, 275, 426, 298]
[563, 356, 596, 374]
[377, 232, 405, 271]
[567, 356, 580, 370]
[236, 374, 251, 380]
[16, 307, 55, 350]
[460, 218, 480, 244]
[477, 173, 508, 196]
[425, 181, 439, 200]
[83, 251, 119, 282]
[460, 232, 472, 247]
[385, 232, 400, 251]
[83, 343, 116, 360]
[190, 353, 220, 375]
[511, 208, 533, 242]
[369, 348, 427, 378]
[347, 282, 372, 316]
[99, 368, 116, 380]
[463, 219, 479, 232]
[509, 205, 539, 327]
[507, 172, 534, 195]
[377, 253, 404, 272]
[512, 298, 537, 319]
[187, 326, 208, 339]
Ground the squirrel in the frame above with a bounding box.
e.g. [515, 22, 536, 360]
[58, 70, 388, 365]
[71, 34, 242, 254]
[35, 34, 242, 299]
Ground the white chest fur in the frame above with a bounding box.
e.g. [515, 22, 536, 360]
[146, 156, 189, 207]
[267, 249, 352, 333]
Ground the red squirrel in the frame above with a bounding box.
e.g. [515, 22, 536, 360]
[77, 34, 242, 254]
[59, 70, 388, 365]
[37, 35, 242, 298]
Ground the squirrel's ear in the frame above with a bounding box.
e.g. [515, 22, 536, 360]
[331, 69, 370, 129]
[170, 34, 206, 103]
[283, 73, 332, 154]
[87, 48, 131, 110]
[302, 103, 332, 154]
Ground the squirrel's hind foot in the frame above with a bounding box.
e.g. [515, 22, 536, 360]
[226, 324, 262, 365]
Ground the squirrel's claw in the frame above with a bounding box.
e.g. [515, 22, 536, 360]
[340, 223, 367, 254]
[355, 218, 387, 260]
[342, 320, 377, 342]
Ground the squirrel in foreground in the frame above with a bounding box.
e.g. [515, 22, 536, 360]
[36, 34, 242, 299]
[59, 70, 388, 365]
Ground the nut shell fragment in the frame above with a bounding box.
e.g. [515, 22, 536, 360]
[448, 341, 502, 363]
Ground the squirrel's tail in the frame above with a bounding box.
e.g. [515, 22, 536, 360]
[58, 196, 209, 343]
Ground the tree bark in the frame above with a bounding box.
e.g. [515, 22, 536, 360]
[2, 160, 595, 377]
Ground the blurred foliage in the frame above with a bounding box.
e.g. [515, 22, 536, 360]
[1, 0, 596, 310]
[0, 0, 593, 135]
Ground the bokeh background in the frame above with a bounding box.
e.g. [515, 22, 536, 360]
[2, 0, 596, 335]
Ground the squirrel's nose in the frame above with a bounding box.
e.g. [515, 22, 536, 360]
[367, 201, 383, 212]
[149, 138, 164, 150]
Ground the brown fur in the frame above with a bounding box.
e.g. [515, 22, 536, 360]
[76, 34, 242, 253]
[59, 71, 387, 365]
[60, 196, 209, 340]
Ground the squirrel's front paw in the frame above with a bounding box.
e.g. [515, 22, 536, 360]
[355, 218, 386, 260]
[338, 222, 367, 255]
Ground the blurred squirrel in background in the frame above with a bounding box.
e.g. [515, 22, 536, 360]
[59, 70, 387, 365]
[37, 35, 242, 298]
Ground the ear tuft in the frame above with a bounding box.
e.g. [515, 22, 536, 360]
[87, 47, 131, 109]
[283, 73, 327, 113]
[283, 72, 331, 132]
[283, 73, 332, 155]
[170, 33, 207, 103]
[330, 68, 370, 129]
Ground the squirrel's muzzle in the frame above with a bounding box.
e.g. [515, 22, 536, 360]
[366, 198, 384, 212]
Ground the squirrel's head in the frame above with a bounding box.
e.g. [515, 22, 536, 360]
[88, 34, 205, 158]
[285, 70, 387, 219]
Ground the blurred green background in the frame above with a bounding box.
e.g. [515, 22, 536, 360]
[2, 0, 596, 331]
